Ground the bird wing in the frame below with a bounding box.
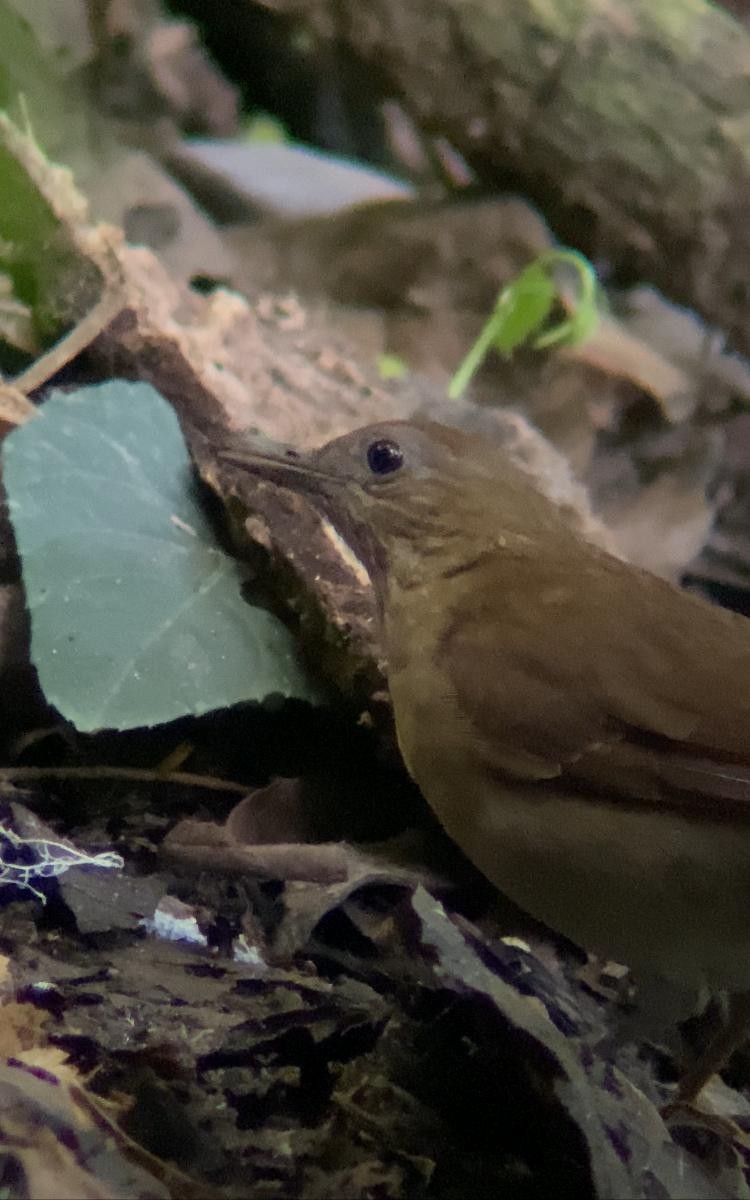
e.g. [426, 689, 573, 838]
[440, 544, 750, 811]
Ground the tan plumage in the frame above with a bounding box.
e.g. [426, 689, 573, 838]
[223, 418, 750, 1101]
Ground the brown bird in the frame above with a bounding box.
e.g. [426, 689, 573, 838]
[223, 418, 750, 1104]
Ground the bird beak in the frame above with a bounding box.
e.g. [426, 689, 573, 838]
[220, 442, 384, 591]
[218, 445, 340, 499]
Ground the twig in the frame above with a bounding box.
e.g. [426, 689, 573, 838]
[0, 765, 248, 794]
[12, 286, 125, 396]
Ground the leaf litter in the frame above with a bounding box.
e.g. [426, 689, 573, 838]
[1, 14, 750, 1198]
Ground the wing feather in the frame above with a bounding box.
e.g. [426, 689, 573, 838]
[440, 544, 750, 810]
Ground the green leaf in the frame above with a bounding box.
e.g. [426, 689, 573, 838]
[376, 352, 408, 380]
[491, 263, 556, 355]
[0, 114, 104, 353]
[533, 303, 599, 350]
[448, 247, 600, 399]
[243, 111, 289, 144]
[533, 250, 599, 350]
[3, 380, 318, 732]
[0, 2, 123, 357]
[0, 3, 111, 203]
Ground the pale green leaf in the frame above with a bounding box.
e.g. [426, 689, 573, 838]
[3, 380, 318, 731]
[491, 263, 556, 355]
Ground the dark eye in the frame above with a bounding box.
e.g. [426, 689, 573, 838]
[366, 438, 403, 476]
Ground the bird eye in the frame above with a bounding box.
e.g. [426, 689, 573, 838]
[366, 438, 403, 476]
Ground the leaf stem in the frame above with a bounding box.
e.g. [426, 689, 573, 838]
[448, 306, 505, 399]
